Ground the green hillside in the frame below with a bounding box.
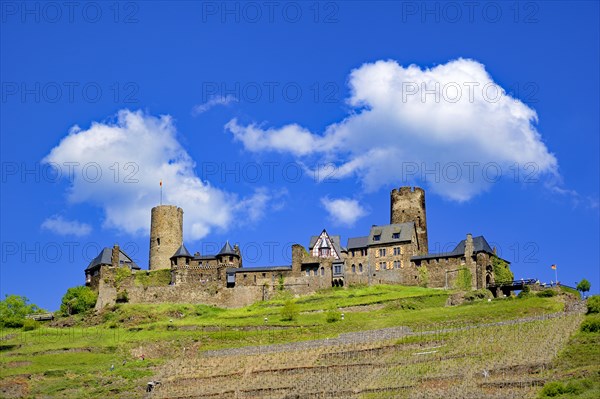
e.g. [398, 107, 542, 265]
[1, 285, 596, 398]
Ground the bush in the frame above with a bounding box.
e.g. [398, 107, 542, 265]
[517, 285, 531, 298]
[325, 308, 341, 323]
[21, 319, 39, 331]
[539, 380, 584, 397]
[59, 286, 97, 316]
[538, 289, 558, 297]
[280, 299, 298, 322]
[586, 295, 600, 314]
[116, 290, 129, 303]
[580, 316, 600, 333]
[464, 289, 493, 302]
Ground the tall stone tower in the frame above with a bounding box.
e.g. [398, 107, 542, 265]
[390, 187, 428, 254]
[149, 205, 183, 270]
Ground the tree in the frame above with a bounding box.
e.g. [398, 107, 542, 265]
[0, 295, 41, 328]
[59, 286, 97, 316]
[576, 279, 591, 297]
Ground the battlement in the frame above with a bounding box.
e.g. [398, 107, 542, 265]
[391, 186, 425, 195]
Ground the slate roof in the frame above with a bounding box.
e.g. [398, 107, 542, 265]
[194, 255, 217, 261]
[226, 266, 292, 273]
[411, 235, 502, 261]
[347, 236, 369, 249]
[309, 232, 343, 257]
[218, 241, 238, 257]
[170, 243, 192, 259]
[85, 247, 141, 271]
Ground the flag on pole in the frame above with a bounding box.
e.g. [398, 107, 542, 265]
[160, 180, 162, 187]
[551, 264, 556, 270]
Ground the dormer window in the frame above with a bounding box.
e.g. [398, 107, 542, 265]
[392, 233, 400, 239]
[373, 235, 381, 241]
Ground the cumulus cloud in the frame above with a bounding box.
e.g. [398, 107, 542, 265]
[320, 197, 368, 226]
[41, 215, 92, 237]
[192, 95, 237, 116]
[225, 58, 559, 201]
[43, 109, 275, 240]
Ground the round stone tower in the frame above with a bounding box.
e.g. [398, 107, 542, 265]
[149, 205, 183, 270]
[390, 187, 428, 255]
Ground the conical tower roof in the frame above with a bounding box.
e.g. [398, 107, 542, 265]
[218, 241, 238, 257]
[171, 243, 192, 259]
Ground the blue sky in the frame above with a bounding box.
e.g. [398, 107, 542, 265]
[1, 1, 598, 310]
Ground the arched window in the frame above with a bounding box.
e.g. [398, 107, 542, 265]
[351, 264, 356, 273]
[320, 267, 324, 276]
[358, 263, 363, 273]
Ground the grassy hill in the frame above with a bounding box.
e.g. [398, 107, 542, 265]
[0, 285, 597, 398]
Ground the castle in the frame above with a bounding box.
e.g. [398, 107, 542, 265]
[85, 187, 505, 308]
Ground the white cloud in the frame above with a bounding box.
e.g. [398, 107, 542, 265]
[225, 58, 559, 201]
[226, 119, 326, 157]
[41, 215, 92, 237]
[320, 197, 367, 226]
[192, 95, 237, 116]
[43, 109, 275, 241]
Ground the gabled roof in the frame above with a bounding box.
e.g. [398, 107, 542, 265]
[171, 243, 192, 259]
[309, 230, 342, 258]
[85, 247, 140, 271]
[411, 235, 502, 261]
[218, 241, 238, 257]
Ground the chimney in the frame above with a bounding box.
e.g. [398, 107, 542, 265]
[111, 244, 120, 267]
[465, 234, 474, 259]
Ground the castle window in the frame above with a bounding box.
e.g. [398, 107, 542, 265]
[313, 268, 318, 276]
[262, 273, 266, 278]
[351, 264, 356, 273]
[185, 258, 190, 266]
[373, 235, 381, 241]
[157, 238, 160, 247]
[243, 274, 247, 279]
[306, 269, 310, 276]
[334, 265, 342, 275]
[321, 267, 324, 276]
[392, 233, 400, 239]
[359, 263, 363, 273]
[229, 256, 233, 262]
[379, 248, 386, 257]
[319, 248, 331, 257]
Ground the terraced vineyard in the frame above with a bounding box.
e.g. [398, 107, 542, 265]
[149, 313, 581, 399]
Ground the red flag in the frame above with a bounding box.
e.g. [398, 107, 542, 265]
[551, 264, 556, 270]
[160, 180, 162, 187]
